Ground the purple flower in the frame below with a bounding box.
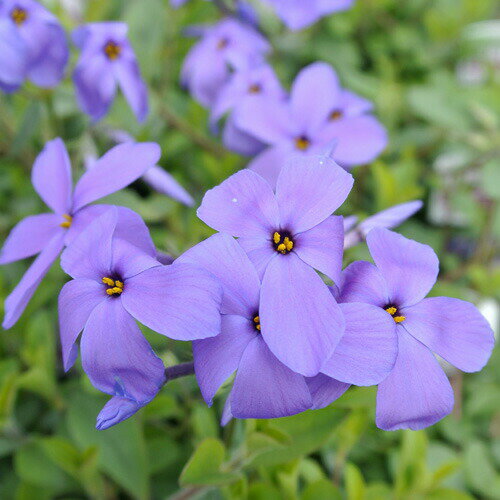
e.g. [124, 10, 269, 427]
[197, 154, 354, 376]
[344, 200, 423, 248]
[0, 138, 160, 329]
[335, 228, 495, 430]
[59, 207, 223, 425]
[234, 62, 387, 187]
[0, 0, 68, 92]
[181, 18, 270, 107]
[178, 233, 397, 420]
[72, 22, 148, 122]
[262, 0, 355, 31]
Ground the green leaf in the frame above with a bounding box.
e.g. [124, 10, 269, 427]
[464, 441, 497, 497]
[344, 463, 366, 500]
[301, 479, 342, 500]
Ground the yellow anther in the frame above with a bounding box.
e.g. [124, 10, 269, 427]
[393, 316, 406, 323]
[60, 214, 72, 228]
[283, 237, 294, 251]
[329, 109, 343, 121]
[385, 306, 397, 315]
[256, 324, 261, 331]
[104, 41, 121, 60]
[115, 280, 124, 289]
[108, 287, 123, 295]
[11, 7, 27, 25]
[248, 83, 262, 94]
[106, 288, 115, 295]
[102, 277, 115, 286]
[277, 243, 286, 253]
[295, 136, 310, 151]
[273, 232, 281, 244]
[253, 316, 260, 323]
[217, 38, 229, 50]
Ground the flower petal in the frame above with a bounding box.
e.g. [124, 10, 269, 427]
[376, 331, 454, 431]
[403, 297, 495, 373]
[197, 169, 280, 238]
[65, 204, 111, 246]
[223, 116, 266, 157]
[230, 336, 312, 419]
[193, 314, 257, 406]
[358, 201, 423, 236]
[72, 142, 161, 211]
[142, 165, 194, 207]
[0, 19, 27, 88]
[306, 374, 350, 410]
[260, 253, 345, 376]
[366, 228, 439, 307]
[114, 56, 148, 122]
[31, 138, 72, 214]
[321, 303, 397, 385]
[238, 236, 277, 280]
[96, 396, 145, 430]
[246, 144, 291, 189]
[121, 263, 222, 340]
[276, 155, 353, 233]
[58, 278, 106, 371]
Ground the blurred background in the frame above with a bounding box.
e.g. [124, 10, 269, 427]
[0, 0, 499, 498]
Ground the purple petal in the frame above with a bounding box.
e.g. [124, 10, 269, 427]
[337, 260, 389, 307]
[306, 374, 350, 410]
[359, 201, 423, 236]
[339, 89, 373, 117]
[0, 213, 61, 264]
[96, 396, 145, 430]
[221, 394, 233, 426]
[72, 142, 161, 211]
[111, 238, 160, 280]
[276, 154, 353, 233]
[343, 215, 358, 232]
[230, 336, 312, 419]
[58, 278, 105, 371]
[238, 236, 277, 280]
[115, 57, 148, 122]
[376, 331, 454, 431]
[31, 138, 72, 214]
[294, 215, 344, 283]
[3, 232, 65, 329]
[321, 303, 397, 385]
[367, 228, 439, 308]
[403, 297, 495, 373]
[222, 116, 266, 157]
[65, 204, 111, 246]
[193, 314, 256, 406]
[142, 165, 194, 206]
[81, 298, 165, 401]
[121, 263, 222, 341]
[260, 253, 345, 376]
[176, 233, 260, 317]
[246, 144, 291, 189]
[0, 19, 27, 87]
[197, 169, 280, 238]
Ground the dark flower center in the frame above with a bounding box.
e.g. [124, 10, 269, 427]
[102, 276, 124, 297]
[385, 305, 405, 323]
[11, 7, 27, 25]
[217, 38, 229, 50]
[329, 109, 343, 121]
[248, 83, 262, 94]
[295, 135, 311, 151]
[272, 231, 294, 255]
[104, 41, 121, 60]
[252, 315, 261, 332]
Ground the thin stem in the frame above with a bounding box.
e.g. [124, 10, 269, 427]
[164, 362, 195, 382]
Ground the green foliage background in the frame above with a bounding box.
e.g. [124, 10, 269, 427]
[0, 0, 499, 498]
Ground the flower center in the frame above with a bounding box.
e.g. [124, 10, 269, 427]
[329, 109, 343, 121]
[217, 38, 229, 50]
[104, 41, 121, 60]
[248, 83, 262, 94]
[294, 135, 311, 151]
[102, 277, 124, 296]
[60, 214, 72, 228]
[11, 7, 27, 25]
[253, 315, 261, 332]
[385, 305, 405, 323]
[273, 231, 294, 254]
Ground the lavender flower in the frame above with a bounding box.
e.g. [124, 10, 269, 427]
[178, 233, 397, 420]
[0, 138, 160, 329]
[262, 0, 355, 31]
[197, 154, 354, 376]
[234, 62, 387, 187]
[0, 0, 68, 92]
[335, 228, 495, 430]
[72, 22, 148, 122]
[59, 207, 223, 426]
[181, 18, 270, 107]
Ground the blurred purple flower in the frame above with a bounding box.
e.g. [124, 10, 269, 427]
[234, 62, 387, 187]
[0, 0, 69, 92]
[335, 228, 495, 430]
[72, 22, 148, 122]
[197, 154, 353, 376]
[262, 0, 355, 31]
[59, 207, 223, 426]
[181, 18, 270, 107]
[0, 138, 160, 329]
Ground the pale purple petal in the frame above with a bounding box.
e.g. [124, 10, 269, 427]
[359, 201, 423, 236]
[111, 238, 160, 280]
[31, 138, 72, 214]
[114, 57, 148, 122]
[343, 215, 358, 232]
[306, 374, 350, 410]
[403, 297, 495, 373]
[96, 396, 144, 430]
[72, 142, 161, 211]
[0, 213, 61, 264]
[376, 331, 454, 431]
[223, 116, 266, 157]
[339, 89, 373, 117]
[81, 298, 165, 401]
[58, 278, 105, 371]
[230, 336, 312, 419]
[260, 253, 345, 376]
[321, 303, 397, 385]
[121, 263, 222, 340]
[246, 144, 291, 189]
[367, 228, 439, 307]
[0, 19, 27, 88]
[65, 204, 111, 246]
[193, 314, 257, 406]
[221, 395, 233, 426]
[142, 165, 194, 206]
[197, 169, 280, 238]
[238, 236, 277, 280]
[112, 206, 156, 257]
[276, 155, 354, 233]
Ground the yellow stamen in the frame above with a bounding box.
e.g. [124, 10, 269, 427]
[11, 7, 27, 25]
[277, 243, 286, 253]
[273, 232, 281, 244]
[253, 316, 260, 323]
[385, 306, 397, 315]
[102, 277, 115, 286]
[115, 280, 124, 289]
[248, 83, 262, 94]
[60, 214, 72, 228]
[283, 237, 294, 252]
[102, 276, 124, 295]
[256, 324, 261, 331]
[393, 316, 406, 323]
[329, 109, 343, 121]
[295, 136, 310, 151]
[217, 38, 229, 50]
[104, 41, 121, 60]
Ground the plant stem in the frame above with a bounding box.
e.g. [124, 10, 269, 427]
[164, 362, 195, 382]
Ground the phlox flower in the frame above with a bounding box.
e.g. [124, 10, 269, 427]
[59, 207, 223, 426]
[178, 233, 397, 420]
[72, 22, 148, 122]
[181, 18, 270, 107]
[197, 154, 353, 376]
[0, 0, 68, 92]
[0, 138, 160, 329]
[234, 61, 387, 187]
[332, 228, 495, 430]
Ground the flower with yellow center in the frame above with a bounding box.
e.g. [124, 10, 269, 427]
[102, 277, 124, 296]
